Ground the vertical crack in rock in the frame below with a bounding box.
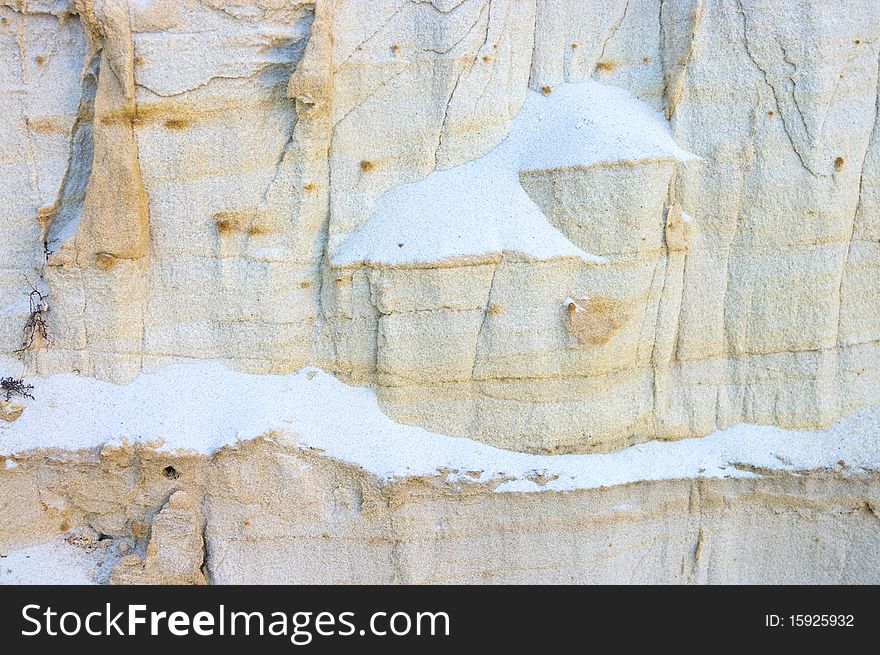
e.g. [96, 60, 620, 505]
[199, 493, 212, 585]
[689, 526, 706, 583]
[836, 54, 880, 352]
[778, 40, 815, 149]
[734, 0, 821, 178]
[816, 42, 868, 143]
[21, 30, 44, 236]
[683, 478, 708, 583]
[285, 2, 334, 360]
[315, 217, 334, 360]
[73, 0, 151, 264]
[331, 68, 410, 129]
[595, 0, 630, 75]
[671, 252, 688, 363]
[366, 272, 387, 376]
[526, 0, 539, 90]
[665, 169, 687, 364]
[433, 0, 493, 169]
[472, 258, 500, 380]
[333, 0, 487, 130]
[110, 488, 207, 585]
[639, 258, 664, 364]
[425, 0, 491, 55]
[649, 172, 679, 429]
[719, 215, 742, 422]
[43, 53, 99, 260]
[337, 1, 412, 67]
[660, 0, 703, 119]
[658, 0, 667, 105]
[259, 131, 298, 211]
[388, 516, 406, 584]
[125, 1, 152, 374]
[246, 27, 315, 241]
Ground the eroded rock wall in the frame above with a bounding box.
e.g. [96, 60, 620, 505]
[2, 0, 879, 454]
[2, 441, 878, 584]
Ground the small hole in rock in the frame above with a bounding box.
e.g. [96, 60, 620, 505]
[163, 465, 180, 479]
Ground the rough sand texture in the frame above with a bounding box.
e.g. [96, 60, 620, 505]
[1, 0, 879, 583]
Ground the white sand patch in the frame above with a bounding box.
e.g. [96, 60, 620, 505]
[2, 357, 877, 493]
[333, 80, 697, 267]
[0, 538, 112, 585]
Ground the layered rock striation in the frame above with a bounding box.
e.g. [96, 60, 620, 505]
[1, 0, 879, 583]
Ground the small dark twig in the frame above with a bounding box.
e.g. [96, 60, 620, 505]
[15, 278, 49, 355]
[44, 238, 58, 261]
[1, 377, 34, 402]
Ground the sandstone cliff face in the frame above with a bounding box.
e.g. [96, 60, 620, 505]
[2, 0, 879, 452]
[3, 437, 879, 584]
[1, 0, 879, 584]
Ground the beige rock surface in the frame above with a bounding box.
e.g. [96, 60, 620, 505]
[1, 438, 878, 584]
[2, 0, 878, 452]
[1, 0, 879, 583]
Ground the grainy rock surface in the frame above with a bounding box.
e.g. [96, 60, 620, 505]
[2, 440, 878, 584]
[1, 0, 879, 583]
